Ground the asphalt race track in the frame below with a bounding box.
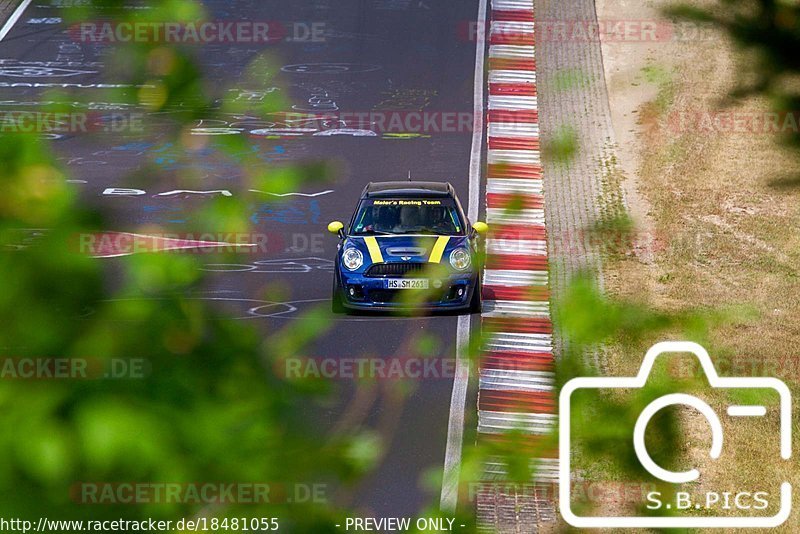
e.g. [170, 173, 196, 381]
[0, 0, 483, 517]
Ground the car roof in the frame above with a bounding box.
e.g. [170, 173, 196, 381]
[361, 181, 454, 198]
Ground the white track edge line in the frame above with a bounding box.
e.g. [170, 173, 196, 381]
[0, 0, 32, 42]
[441, 0, 488, 514]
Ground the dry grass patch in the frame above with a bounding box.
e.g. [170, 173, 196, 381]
[599, 1, 800, 531]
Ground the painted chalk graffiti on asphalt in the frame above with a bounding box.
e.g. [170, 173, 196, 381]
[280, 63, 381, 74]
[201, 257, 334, 274]
[250, 200, 322, 225]
[0, 66, 97, 78]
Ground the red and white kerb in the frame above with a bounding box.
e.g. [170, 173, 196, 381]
[479, 0, 558, 483]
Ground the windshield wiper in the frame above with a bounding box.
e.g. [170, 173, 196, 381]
[359, 229, 393, 235]
[396, 229, 447, 235]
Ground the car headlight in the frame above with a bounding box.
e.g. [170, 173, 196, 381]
[449, 248, 471, 271]
[342, 248, 363, 271]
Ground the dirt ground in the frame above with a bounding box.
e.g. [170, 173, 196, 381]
[589, 0, 800, 530]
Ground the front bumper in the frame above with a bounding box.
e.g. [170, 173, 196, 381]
[337, 269, 478, 310]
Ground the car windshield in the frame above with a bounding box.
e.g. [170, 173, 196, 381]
[351, 198, 465, 236]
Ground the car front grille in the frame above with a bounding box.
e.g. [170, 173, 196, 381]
[365, 263, 427, 277]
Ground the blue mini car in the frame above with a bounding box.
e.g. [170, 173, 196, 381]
[328, 181, 488, 313]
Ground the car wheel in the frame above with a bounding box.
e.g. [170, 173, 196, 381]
[332, 275, 345, 314]
[469, 277, 482, 314]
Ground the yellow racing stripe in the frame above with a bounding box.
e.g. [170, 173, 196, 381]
[428, 236, 451, 263]
[364, 236, 384, 263]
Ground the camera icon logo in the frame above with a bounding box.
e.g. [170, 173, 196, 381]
[559, 341, 792, 528]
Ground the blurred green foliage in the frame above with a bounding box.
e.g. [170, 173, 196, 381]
[5, 0, 791, 530]
[0, 0, 376, 530]
[667, 0, 800, 148]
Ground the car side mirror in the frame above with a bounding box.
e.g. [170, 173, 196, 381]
[327, 221, 345, 237]
[472, 221, 489, 235]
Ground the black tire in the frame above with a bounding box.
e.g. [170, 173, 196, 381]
[469, 277, 482, 314]
[331, 275, 345, 314]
